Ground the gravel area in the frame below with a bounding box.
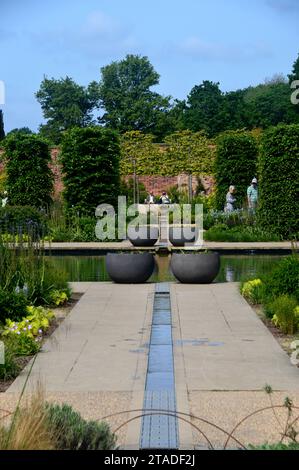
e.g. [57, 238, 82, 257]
[0, 391, 131, 448]
[189, 391, 299, 449]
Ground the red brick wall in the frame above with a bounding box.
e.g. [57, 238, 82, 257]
[124, 174, 214, 196]
[0, 147, 214, 199]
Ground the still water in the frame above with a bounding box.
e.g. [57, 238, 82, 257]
[51, 254, 285, 283]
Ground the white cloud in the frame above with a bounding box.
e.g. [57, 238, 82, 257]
[178, 36, 272, 62]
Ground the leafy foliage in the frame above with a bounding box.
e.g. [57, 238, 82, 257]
[183, 81, 228, 137]
[241, 279, 264, 304]
[120, 130, 215, 176]
[204, 224, 279, 242]
[3, 133, 53, 209]
[60, 127, 120, 215]
[215, 131, 258, 209]
[45, 403, 117, 450]
[0, 338, 21, 380]
[258, 124, 299, 238]
[0, 289, 28, 323]
[0, 205, 47, 238]
[36, 76, 99, 144]
[263, 255, 299, 302]
[269, 295, 299, 335]
[98, 55, 171, 137]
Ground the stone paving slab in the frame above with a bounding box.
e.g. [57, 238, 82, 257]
[171, 283, 299, 391]
[7, 283, 154, 393]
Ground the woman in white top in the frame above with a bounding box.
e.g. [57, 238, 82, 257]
[224, 186, 236, 213]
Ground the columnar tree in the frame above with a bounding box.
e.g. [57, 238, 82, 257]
[258, 124, 299, 238]
[215, 131, 258, 210]
[60, 127, 120, 215]
[4, 133, 53, 208]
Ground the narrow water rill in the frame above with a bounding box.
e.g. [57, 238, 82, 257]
[140, 283, 179, 449]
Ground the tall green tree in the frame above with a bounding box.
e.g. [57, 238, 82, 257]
[36, 76, 99, 144]
[98, 54, 171, 138]
[0, 110, 5, 141]
[288, 53, 299, 83]
[6, 127, 33, 137]
[244, 81, 299, 127]
[183, 81, 227, 137]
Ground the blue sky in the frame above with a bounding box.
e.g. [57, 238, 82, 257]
[1, 0, 299, 132]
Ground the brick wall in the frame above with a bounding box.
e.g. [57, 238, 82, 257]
[0, 147, 215, 199]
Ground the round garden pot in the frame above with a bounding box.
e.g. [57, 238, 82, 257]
[170, 252, 220, 284]
[106, 252, 155, 283]
[128, 225, 159, 247]
[168, 226, 196, 247]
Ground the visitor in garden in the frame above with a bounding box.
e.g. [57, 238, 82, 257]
[224, 185, 236, 212]
[247, 178, 258, 213]
[1, 190, 8, 207]
[159, 191, 171, 204]
[145, 191, 156, 204]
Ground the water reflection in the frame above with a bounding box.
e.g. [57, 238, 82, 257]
[50, 254, 285, 283]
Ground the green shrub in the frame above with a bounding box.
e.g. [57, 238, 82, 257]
[3, 133, 53, 209]
[0, 289, 28, 324]
[248, 442, 299, 450]
[263, 255, 299, 301]
[269, 295, 299, 334]
[0, 205, 47, 238]
[45, 403, 117, 450]
[204, 224, 279, 242]
[215, 131, 258, 210]
[60, 127, 120, 216]
[241, 279, 264, 304]
[258, 124, 299, 238]
[0, 339, 21, 380]
[3, 332, 40, 356]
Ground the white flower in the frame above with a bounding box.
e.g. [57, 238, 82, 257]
[17, 331, 21, 335]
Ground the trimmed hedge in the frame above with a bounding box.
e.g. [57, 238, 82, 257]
[3, 133, 53, 208]
[215, 131, 258, 210]
[258, 124, 299, 238]
[60, 127, 120, 215]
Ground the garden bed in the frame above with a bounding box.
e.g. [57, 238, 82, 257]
[253, 304, 299, 361]
[0, 293, 82, 392]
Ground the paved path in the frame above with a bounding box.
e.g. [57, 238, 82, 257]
[3, 282, 299, 448]
[45, 241, 295, 252]
[171, 283, 299, 391]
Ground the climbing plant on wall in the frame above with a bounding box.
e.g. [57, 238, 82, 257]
[120, 130, 215, 176]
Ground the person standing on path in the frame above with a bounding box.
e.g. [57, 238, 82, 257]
[224, 185, 236, 213]
[247, 178, 258, 213]
[145, 191, 156, 204]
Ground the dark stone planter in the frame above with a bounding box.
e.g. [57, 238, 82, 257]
[170, 252, 220, 284]
[168, 226, 196, 247]
[128, 226, 159, 247]
[106, 253, 155, 283]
